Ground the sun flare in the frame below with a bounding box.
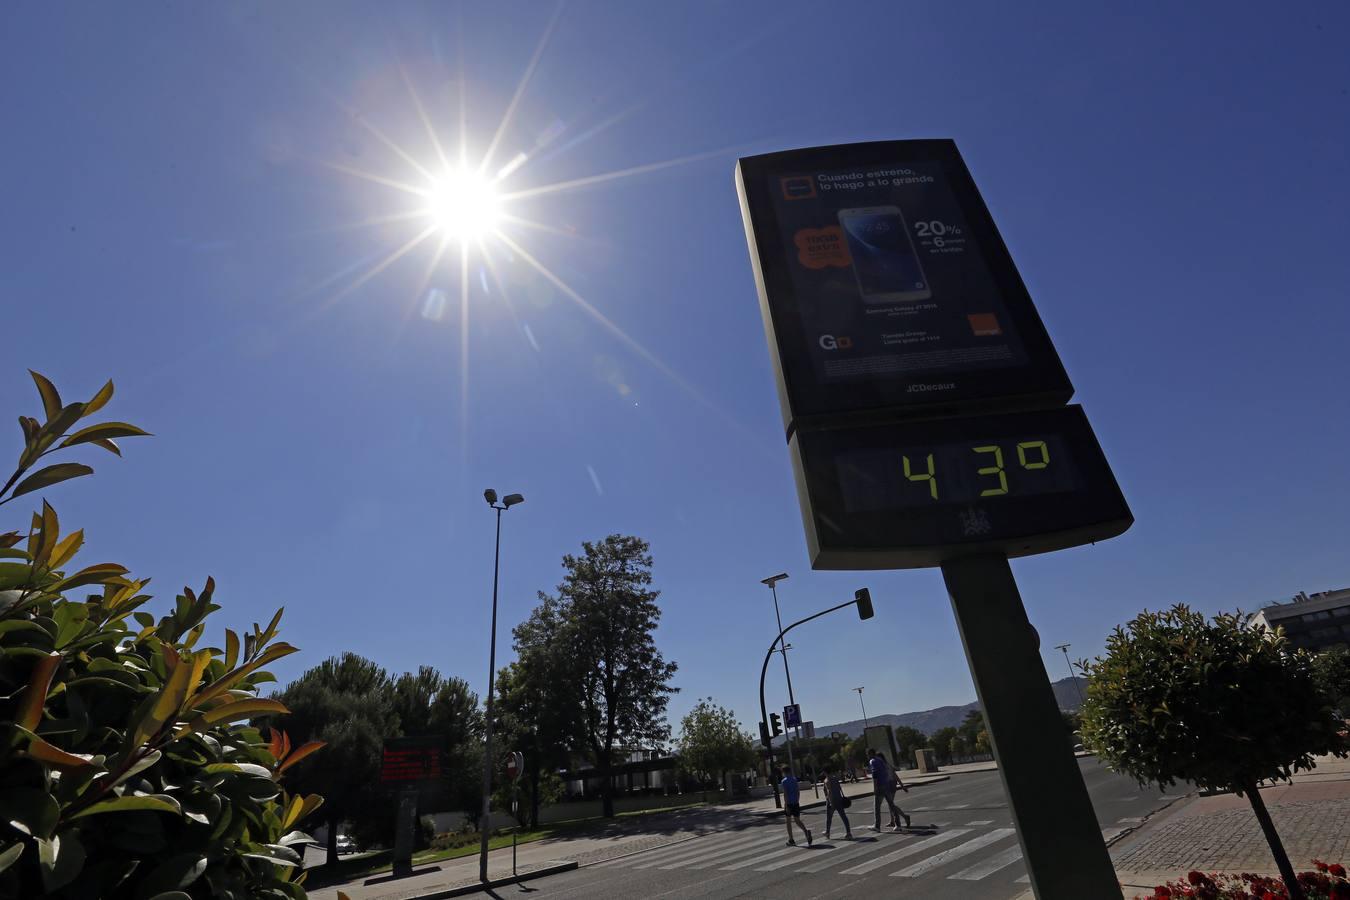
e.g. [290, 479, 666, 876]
[423, 168, 502, 241]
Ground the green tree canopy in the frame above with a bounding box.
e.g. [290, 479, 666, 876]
[676, 698, 756, 792]
[522, 534, 678, 818]
[1311, 645, 1350, 716]
[1079, 604, 1348, 899]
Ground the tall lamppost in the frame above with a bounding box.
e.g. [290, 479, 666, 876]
[761, 573, 799, 770]
[479, 489, 524, 883]
[854, 686, 870, 732]
[1055, 643, 1083, 706]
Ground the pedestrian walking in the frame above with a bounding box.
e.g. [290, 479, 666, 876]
[778, 766, 813, 847]
[823, 766, 853, 840]
[886, 766, 912, 829]
[867, 749, 910, 832]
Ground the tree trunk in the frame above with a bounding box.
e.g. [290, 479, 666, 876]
[599, 750, 614, 818]
[1243, 778, 1304, 900]
[326, 811, 339, 868]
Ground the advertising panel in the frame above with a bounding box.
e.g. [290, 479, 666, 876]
[737, 140, 1072, 434]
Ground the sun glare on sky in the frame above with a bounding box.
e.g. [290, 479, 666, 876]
[423, 167, 502, 242]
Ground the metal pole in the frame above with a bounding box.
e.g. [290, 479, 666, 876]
[854, 687, 869, 732]
[478, 507, 503, 883]
[1055, 643, 1084, 706]
[942, 554, 1121, 899]
[765, 579, 800, 768]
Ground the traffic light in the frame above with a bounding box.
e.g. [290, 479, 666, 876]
[769, 712, 783, 737]
[855, 587, 874, 620]
[759, 721, 771, 747]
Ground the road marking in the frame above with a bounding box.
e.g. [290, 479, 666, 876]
[965, 819, 994, 826]
[719, 841, 804, 870]
[678, 832, 784, 869]
[792, 838, 887, 874]
[1014, 827, 1127, 881]
[947, 803, 971, 808]
[948, 843, 1025, 880]
[1117, 816, 1144, 824]
[633, 830, 767, 869]
[891, 828, 1017, 877]
[913, 805, 932, 810]
[839, 829, 971, 875]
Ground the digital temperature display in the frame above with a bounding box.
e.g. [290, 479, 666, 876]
[837, 435, 1080, 511]
[790, 405, 1131, 569]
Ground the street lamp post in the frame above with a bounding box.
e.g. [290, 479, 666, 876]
[1055, 643, 1084, 706]
[854, 686, 869, 732]
[479, 489, 524, 883]
[761, 573, 797, 771]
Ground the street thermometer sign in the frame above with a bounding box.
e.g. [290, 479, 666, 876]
[737, 139, 1130, 899]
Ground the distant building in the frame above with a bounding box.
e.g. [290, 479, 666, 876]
[1252, 588, 1350, 652]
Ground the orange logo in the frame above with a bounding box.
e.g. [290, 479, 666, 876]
[968, 314, 1002, 336]
[794, 226, 851, 270]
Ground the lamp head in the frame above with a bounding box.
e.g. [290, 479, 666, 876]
[503, 493, 525, 508]
[761, 573, 789, 587]
[483, 489, 498, 505]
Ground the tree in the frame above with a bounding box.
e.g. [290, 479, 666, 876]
[0, 373, 322, 899]
[930, 726, 959, 764]
[273, 653, 398, 866]
[892, 726, 927, 768]
[529, 535, 678, 818]
[1079, 604, 1348, 900]
[676, 699, 757, 798]
[1311, 645, 1350, 716]
[391, 667, 484, 819]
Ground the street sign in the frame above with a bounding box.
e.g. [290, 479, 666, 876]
[790, 405, 1131, 568]
[506, 750, 524, 782]
[737, 140, 1072, 436]
[803, 721, 816, 739]
[784, 703, 802, 728]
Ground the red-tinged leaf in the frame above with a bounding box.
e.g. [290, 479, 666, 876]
[29, 371, 61, 421]
[25, 735, 98, 770]
[18, 653, 60, 731]
[0, 531, 23, 549]
[278, 740, 325, 775]
[11, 464, 93, 500]
[268, 727, 283, 760]
[58, 422, 151, 450]
[84, 380, 114, 416]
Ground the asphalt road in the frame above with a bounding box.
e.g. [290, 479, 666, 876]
[507, 758, 1182, 900]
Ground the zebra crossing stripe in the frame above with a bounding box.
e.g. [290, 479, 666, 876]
[948, 843, 1025, 880]
[630, 830, 766, 869]
[791, 837, 889, 874]
[839, 829, 972, 876]
[890, 828, 1017, 877]
[674, 831, 783, 870]
[719, 841, 805, 871]
[965, 820, 994, 826]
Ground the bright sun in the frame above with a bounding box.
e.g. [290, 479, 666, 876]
[425, 168, 502, 241]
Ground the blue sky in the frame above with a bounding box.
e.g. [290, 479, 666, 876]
[4, 2, 1349, 736]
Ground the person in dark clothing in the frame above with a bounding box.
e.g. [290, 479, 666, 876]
[823, 765, 853, 840]
[867, 748, 910, 831]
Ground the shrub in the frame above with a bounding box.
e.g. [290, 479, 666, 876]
[1139, 861, 1350, 899]
[0, 373, 324, 898]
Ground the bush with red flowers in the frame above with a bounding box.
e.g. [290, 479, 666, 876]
[1138, 861, 1350, 899]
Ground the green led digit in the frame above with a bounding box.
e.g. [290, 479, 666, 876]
[973, 445, 1008, 496]
[903, 453, 938, 500]
[1017, 440, 1050, 470]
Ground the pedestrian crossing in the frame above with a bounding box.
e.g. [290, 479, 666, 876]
[593, 813, 1129, 887]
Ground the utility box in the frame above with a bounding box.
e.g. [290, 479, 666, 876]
[724, 772, 749, 799]
[916, 748, 940, 773]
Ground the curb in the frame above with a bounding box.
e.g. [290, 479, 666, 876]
[400, 861, 579, 899]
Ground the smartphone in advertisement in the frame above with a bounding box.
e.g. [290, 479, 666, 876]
[837, 206, 932, 304]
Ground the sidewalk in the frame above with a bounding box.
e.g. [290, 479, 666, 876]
[1110, 755, 1350, 896]
[307, 771, 965, 899]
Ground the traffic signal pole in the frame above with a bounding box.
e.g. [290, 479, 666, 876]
[758, 591, 874, 809]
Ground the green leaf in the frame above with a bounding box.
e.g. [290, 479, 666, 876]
[58, 422, 152, 450]
[3, 786, 60, 838]
[190, 698, 289, 728]
[68, 793, 182, 820]
[138, 852, 207, 895]
[18, 415, 39, 444]
[133, 611, 156, 628]
[203, 762, 273, 778]
[53, 602, 89, 649]
[147, 893, 192, 900]
[29, 371, 62, 421]
[52, 562, 130, 593]
[91, 437, 122, 456]
[38, 831, 86, 893]
[0, 842, 23, 874]
[11, 463, 94, 500]
[84, 379, 114, 416]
